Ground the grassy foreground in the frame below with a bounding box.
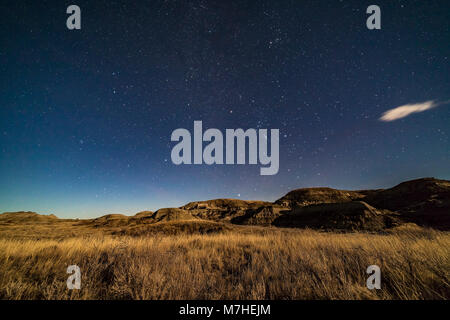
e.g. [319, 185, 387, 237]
[0, 226, 449, 300]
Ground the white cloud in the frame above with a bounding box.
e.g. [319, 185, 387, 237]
[379, 100, 437, 122]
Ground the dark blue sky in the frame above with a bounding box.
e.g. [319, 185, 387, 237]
[1, 0, 449, 218]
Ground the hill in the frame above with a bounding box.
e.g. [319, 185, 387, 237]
[275, 187, 367, 207]
[272, 201, 398, 231]
[1, 177, 449, 232]
[364, 178, 450, 230]
[0, 211, 58, 224]
[181, 199, 271, 221]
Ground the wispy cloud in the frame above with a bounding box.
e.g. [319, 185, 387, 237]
[379, 100, 438, 122]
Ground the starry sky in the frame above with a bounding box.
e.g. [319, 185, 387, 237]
[1, 0, 449, 218]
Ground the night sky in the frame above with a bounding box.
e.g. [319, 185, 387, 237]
[1, 0, 449, 218]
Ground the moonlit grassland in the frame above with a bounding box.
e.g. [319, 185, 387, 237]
[0, 224, 448, 300]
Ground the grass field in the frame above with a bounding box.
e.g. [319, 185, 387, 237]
[0, 223, 448, 300]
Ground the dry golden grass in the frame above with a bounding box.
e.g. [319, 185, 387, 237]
[0, 225, 448, 300]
